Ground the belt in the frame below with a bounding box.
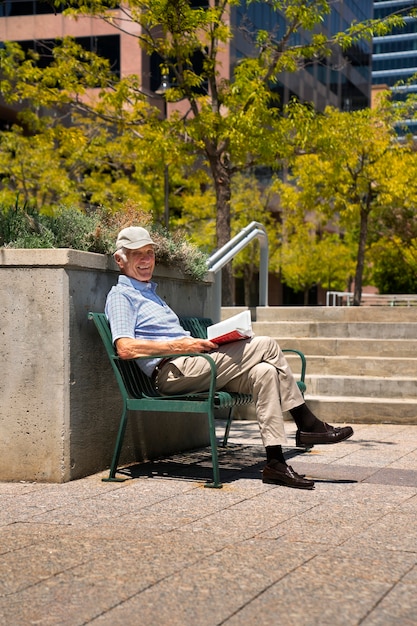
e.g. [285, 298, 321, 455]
[151, 357, 172, 384]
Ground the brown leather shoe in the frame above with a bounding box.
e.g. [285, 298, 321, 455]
[262, 461, 315, 490]
[296, 423, 354, 447]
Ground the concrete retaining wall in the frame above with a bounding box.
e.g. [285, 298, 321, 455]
[0, 249, 214, 482]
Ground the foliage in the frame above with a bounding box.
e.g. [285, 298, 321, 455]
[275, 103, 417, 302]
[0, 202, 209, 280]
[152, 229, 210, 281]
[1, 1, 411, 304]
[279, 223, 354, 303]
[370, 237, 417, 294]
[230, 173, 280, 270]
[230, 173, 280, 306]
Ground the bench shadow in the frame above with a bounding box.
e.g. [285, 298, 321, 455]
[115, 443, 357, 485]
[118, 443, 265, 484]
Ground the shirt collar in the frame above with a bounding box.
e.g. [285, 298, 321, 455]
[118, 274, 158, 292]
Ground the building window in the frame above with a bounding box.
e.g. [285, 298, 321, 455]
[0, 0, 62, 17]
[16, 35, 120, 76]
[150, 50, 207, 95]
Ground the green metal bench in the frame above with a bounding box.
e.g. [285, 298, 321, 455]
[89, 312, 306, 488]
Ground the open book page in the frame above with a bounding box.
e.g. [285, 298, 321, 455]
[206, 310, 253, 345]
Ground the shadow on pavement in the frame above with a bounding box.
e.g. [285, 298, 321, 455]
[114, 443, 358, 486]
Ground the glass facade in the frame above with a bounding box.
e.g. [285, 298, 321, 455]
[231, 0, 373, 112]
[372, 1, 417, 134]
[373, 0, 417, 86]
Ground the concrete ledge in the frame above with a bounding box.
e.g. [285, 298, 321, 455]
[0, 248, 117, 270]
[0, 249, 213, 483]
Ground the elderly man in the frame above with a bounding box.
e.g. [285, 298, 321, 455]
[105, 226, 354, 490]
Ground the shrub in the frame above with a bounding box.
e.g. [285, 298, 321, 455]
[0, 202, 209, 281]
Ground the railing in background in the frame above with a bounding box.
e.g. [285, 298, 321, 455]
[207, 222, 268, 322]
[326, 291, 417, 307]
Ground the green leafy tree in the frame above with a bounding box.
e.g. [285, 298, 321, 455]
[0, 40, 183, 217]
[276, 103, 417, 304]
[277, 215, 354, 304]
[370, 236, 417, 294]
[0, 1, 411, 303]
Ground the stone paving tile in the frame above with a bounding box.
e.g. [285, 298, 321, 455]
[0, 480, 125, 527]
[9, 480, 199, 529]
[222, 568, 391, 626]
[286, 443, 363, 466]
[360, 581, 417, 626]
[387, 448, 417, 470]
[292, 460, 417, 488]
[319, 544, 417, 583]
[0, 560, 144, 626]
[352, 510, 417, 553]
[0, 538, 99, 597]
[0, 423, 416, 626]
[402, 563, 417, 584]
[86, 538, 324, 626]
[0, 522, 65, 555]
[363, 467, 417, 487]
[288, 460, 372, 483]
[331, 446, 417, 468]
[0, 483, 43, 495]
[0, 530, 229, 625]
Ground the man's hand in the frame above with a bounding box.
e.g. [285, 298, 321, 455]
[175, 336, 218, 354]
[115, 336, 218, 360]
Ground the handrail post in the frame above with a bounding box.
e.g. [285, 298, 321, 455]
[207, 222, 268, 322]
[212, 272, 222, 323]
[259, 241, 268, 307]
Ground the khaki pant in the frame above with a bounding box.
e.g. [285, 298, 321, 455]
[156, 336, 304, 446]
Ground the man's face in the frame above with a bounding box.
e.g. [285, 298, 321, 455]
[116, 245, 156, 282]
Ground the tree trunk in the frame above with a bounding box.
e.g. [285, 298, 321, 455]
[209, 154, 233, 306]
[353, 204, 369, 306]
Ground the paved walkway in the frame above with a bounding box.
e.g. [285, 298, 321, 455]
[1, 421, 417, 626]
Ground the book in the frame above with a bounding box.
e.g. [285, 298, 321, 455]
[206, 310, 253, 345]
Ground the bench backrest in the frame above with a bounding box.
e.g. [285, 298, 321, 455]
[179, 316, 213, 339]
[89, 312, 161, 400]
[89, 313, 215, 401]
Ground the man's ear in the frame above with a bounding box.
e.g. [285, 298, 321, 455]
[114, 253, 125, 269]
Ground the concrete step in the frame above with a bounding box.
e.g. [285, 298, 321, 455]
[298, 355, 417, 377]
[305, 396, 417, 424]
[277, 337, 417, 358]
[305, 374, 417, 399]
[253, 320, 417, 339]
[222, 305, 417, 425]
[255, 305, 417, 323]
[237, 395, 417, 424]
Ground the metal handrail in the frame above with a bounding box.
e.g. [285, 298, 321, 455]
[207, 221, 269, 322]
[326, 291, 417, 306]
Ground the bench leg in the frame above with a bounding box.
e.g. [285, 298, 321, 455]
[222, 408, 233, 447]
[205, 406, 222, 489]
[102, 405, 129, 482]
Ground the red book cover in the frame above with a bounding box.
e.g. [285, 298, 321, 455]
[207, 311, 253, 345]
[210, 329, 251, 345]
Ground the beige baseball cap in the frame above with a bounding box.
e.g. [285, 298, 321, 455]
[115, 226, 156, 251]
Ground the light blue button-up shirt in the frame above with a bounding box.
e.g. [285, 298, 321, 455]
[105, 275, 189, 376]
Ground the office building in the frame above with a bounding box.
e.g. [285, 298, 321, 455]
[372, 0, 417, 134]
[1, 0, 373, 127]
[232, 0, 373, 112]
